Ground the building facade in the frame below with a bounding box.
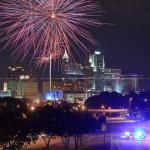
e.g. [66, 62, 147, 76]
[104, 69, 122, 93]
[3, 79, 38, 100]
[121, 74, 140, 94]
[8, 66, 24, 78]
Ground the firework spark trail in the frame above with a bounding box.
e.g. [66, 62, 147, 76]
[0, 0, 102, 63]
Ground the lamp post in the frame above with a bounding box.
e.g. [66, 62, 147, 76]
[129, 97, 133, 108]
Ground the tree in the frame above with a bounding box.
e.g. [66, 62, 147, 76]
[34, 105, 59, 149]
[55, 102, 99, 149]
[55, 105, 72, 150]
[85, 95, 101, 109]
[0, 97, 37, 150]
[34, 102, 74, 150]
[70, 111, 98, 149]
[85, 91, 126, 109]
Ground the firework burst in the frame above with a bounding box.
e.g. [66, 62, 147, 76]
[0, 0, 102, 64]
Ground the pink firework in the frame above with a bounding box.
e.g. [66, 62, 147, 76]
[36, 50, 62, 65]
[0, 0, 102, 64]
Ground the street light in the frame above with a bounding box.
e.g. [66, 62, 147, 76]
[144, 98, 148, 102]
[108, 107, 111, 110]
[81, 106, 85, 111]
[30, 106, 35, 111]
[101, 105, 105, 109]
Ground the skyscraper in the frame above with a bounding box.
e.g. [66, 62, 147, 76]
[89, 49, 105, 91]
[62, 50, 70, 74]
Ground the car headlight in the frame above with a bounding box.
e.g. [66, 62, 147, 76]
[124, 131, 131, 136]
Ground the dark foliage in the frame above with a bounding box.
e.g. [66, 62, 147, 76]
[0, 97, 37, 150]
[85, 91, 150, 110]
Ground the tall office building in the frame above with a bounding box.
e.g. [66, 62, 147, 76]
[89, 49, 105, 91]
[62, 50, 84, 79]
[8, 66, 24, 78]
[62, 50, 70, 75]
[62, 50, 85, 93]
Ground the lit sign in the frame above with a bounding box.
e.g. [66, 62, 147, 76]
[44, 90, 63, 101]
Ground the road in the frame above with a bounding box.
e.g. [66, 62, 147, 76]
[110, 138, 150, 150]
[110, 121, 150, 150]
[22, 121, 150, 150]
[24, 134, 111, 150]
[1, 122, 150, 150]
[23, 137, 62, 149]
[1, 134, 149, 150]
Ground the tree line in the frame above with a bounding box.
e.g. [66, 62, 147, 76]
[0, 97, 101, 150]
[85, 91, 150, 120]
[85, 91, 150, 110]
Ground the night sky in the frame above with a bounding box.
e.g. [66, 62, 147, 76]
[0, 0, 150, 77]
[100, 0, 150, 77]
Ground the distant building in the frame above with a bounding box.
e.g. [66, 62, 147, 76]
[62, 50, 70, 75]
[104, 68, 122, 93]
[8, 65, 33, 79]
[86, 49, 141, 94]
[4, 50, 142, 102]
[42, 80, 63, 93]
[62, 50, 85, 97]
[3, 79, 38, 100]
[89, 49, 105, 91]
[63, 62, 85, 79]
[0, 90, 15, 98]
[82, 65, 93, 91]
[42, 80, 85, 102]
[6, 80, 20, 97]
[22, 80, 38, 100]
[8, 66, 24, 78]
[122, 74, 140, 94]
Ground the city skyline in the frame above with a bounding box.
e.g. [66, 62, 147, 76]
[3, 49, 143, 79]
[1, 50, 140, 102]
